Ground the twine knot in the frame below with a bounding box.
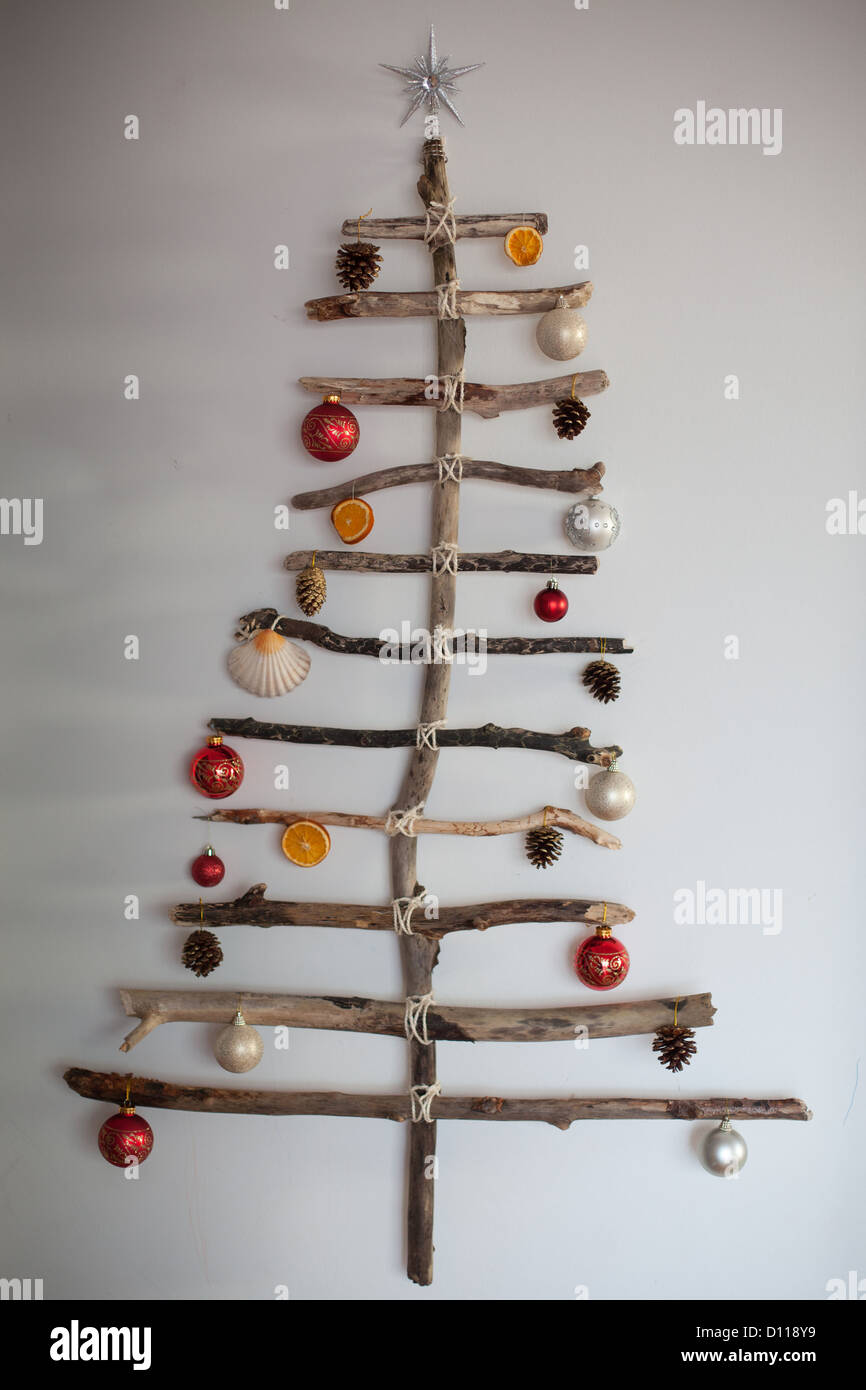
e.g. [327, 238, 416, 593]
[435, 454, 464, 483]
[416, 719, 446, 750]
[424, 197, 457, 247]
[404, 993, 435, 1046]
[437, 371, 465, 413]
[435, 278, 460, 319]
[391, 892, 428, 936]
[410, 1081, 442, 1123]
[431, 542, 460, 575]
[385, 803, 425, 837]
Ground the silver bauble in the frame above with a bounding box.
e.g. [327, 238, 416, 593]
[564, 498, 620, 552]
[535, 296, 588, 361]
[214, 1009, 264, 1074]
[585, 768, 635, 821]
[699, 1118, 748, 1178]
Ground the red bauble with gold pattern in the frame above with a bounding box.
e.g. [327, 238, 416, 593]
[191, 844, 225, 887]
[301, 393, 360, 462]
[98, 1104, 154, 1168]
[189, 736, 244, 800]
[533, 579, 569, 622]
[574, 926, 630, 990]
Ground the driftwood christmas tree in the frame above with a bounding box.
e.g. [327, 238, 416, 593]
[65, 41, 811, 1288]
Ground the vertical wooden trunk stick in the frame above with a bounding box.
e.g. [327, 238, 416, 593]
[390, 137, 463, 1286]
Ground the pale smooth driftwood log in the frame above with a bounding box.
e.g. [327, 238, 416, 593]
[291, 459, 606, 510]
[338, 212, 548, 242]
[298, 370, 609, 419]
[235, 608, 635, 658]
[117, 989, 716, 1053]
[305, 282, 592, 321]
[169, 884, 635, 933]
[283, 549, 598, 575]
[194, 805, 623, 851]
[63, 1071, 813, 1125]
[207, 717, 622, 768]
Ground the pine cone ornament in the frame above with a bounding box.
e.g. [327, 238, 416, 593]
[296, 559, 327, 616]
[525, 824, 565, 869]
[335, 241, 382, 292]
[552, 397, 591, 440]
[582, 658, 621, 704]
[181, 929, 224, 978]
[652, 1025, 698, 1073]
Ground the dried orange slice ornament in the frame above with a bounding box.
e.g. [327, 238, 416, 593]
[281, 819, 331, 867]
[504, 226, 543, 266]
[331, 496, 374, 544]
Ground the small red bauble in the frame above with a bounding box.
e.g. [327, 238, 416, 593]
[189, 736, 244, 800]
[574, 926, 630, 990]
[191, 844, 225, 887]
[301, 393, 360, 462]
[533, 579, 568, 622]
[98, 1104, 154, 1168]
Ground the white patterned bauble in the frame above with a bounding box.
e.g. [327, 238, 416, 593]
[564, 498, 620, 552]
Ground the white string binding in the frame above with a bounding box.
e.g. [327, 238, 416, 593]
[410, 1081, 442, 1122]
[432, 625, 454, 663]
[435, 278, 460, 319]
[437, 370, 465, 414]
[416, 719, 446, 751]
[391, 892, 428, 936]
[424, 197, 457, 247]
[404, 993, 435, 1046]
[385, 803, 425, 837]
[435, 454, 464, 483]
[431, 542, 460, 575]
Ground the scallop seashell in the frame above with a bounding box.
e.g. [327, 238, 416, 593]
[227, 628, 310, 697]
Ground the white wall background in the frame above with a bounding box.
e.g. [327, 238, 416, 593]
[1, 0, 864, 1301]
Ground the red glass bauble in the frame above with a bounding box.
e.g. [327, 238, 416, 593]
[574, 927, 630, 990]
[191, 845, 225, 887]
[301, 394, 360, 462]
[189, 736, 244, 800]
[533, 580, 569, 622]
[98, 1105, 154, 1168]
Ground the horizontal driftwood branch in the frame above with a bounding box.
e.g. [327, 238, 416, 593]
[169, 884, 635, 933]
[235, 608, 635, 658]
[298, 371, 609, 419]
[207, 718, 621, 767]
[283, 550, 598, 575]
[305, 281, 592, 321]
[291, 459, 606, 510]
[116, 990, 716, 1052]
[195, 805, 623, 850]
[62, 1071, 814, 1125]
[338, 213, 548, 241]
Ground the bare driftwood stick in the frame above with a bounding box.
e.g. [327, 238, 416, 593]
[235, 608, 635, 658]
[305, 282, 592, 321]
[298, 370, 609, 419]
[283, 550, 598, 575]
[116, 989, 716, 1053]
[63, 1070, 814, 1125]
[169, 885, 635, 933]
[291, 459, 606, 510]
[207, 717, 622, 767]
[338, 212, 549, 242]
[194, 805, 623, 851]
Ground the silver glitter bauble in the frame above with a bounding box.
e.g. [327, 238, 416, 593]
[214, 1010, 264, 1074]
[564, 498, 620, 551]
[585, 768, 635, 821]
[535, 296, 588, 361]
[699, 1118, 748, 1178]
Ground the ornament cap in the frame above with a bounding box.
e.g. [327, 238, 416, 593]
[546, 578, 559, 590]
[596, 924, 613, 939]
[203, 844, 216, 857]
[207, 735, 223, 748]
[118, 1103, 136, 1116]
[323, 392, 341, 404]
[233, 1009, 246, 1026]
[719, 1116, 732, 1132]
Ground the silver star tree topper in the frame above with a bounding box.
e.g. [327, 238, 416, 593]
[381, 25, 483, 127]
